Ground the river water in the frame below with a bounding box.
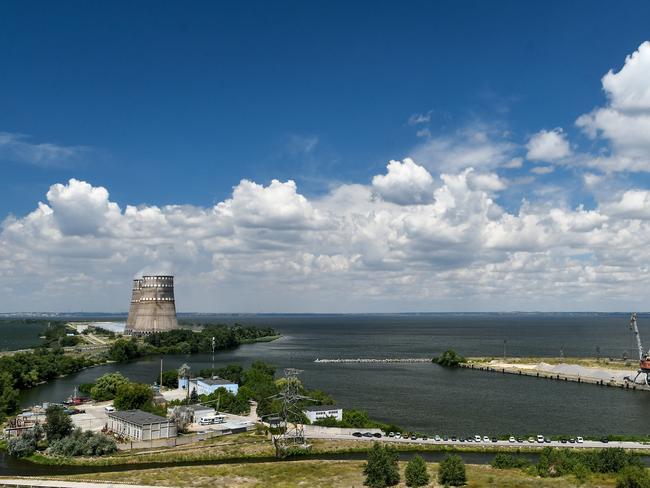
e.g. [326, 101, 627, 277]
[12, 314, 650, 438]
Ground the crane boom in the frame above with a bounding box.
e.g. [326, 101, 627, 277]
[630, 313, 645, 361]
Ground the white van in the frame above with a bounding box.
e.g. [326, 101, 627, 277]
[199, 414, 226, 425]
[104, 405, 115, 413]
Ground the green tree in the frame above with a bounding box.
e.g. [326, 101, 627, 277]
[45, 404, 73, 442]
[159, 370, 178, 388]
[432, 350, 466, 367]
[189, 387, 199, 404]
[113, 383, 154, 410]
[617, 466, 650, 488]
[438, 454, 466, 486]
[0, 372, 19, 421]
[405, 454, 430, 487]
[108, 338, 141, 362]
[90, 372, 129, 401]
[363, 442, 400, 488]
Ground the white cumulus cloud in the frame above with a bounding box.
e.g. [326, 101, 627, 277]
[371, 158, 435, 205]
[526, 128, 571, 162]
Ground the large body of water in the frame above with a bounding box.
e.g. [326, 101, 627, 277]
[9, 314, 650, 437]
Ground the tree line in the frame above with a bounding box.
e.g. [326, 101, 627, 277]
[107, 324, 278, 361]
[0, 349, 95, 421]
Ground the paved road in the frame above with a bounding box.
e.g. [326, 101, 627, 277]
[306, 432, 650, 450]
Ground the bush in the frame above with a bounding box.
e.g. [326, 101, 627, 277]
[438, 454, 466, 486]
[47, 428, 117, 457]
[617, 466, 650, 488]
[491, 453, 530, 469]
[6, 425, 42, 457]
[405, 454, 430, 487]
[363, 442, 400, 488]
[432, 350, 466, 368]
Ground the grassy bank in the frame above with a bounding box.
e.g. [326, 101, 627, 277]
[55, 460, 619, 488]
[24, 432, 650, 467]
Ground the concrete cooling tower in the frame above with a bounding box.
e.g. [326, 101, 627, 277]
[124, 275, 178, 335]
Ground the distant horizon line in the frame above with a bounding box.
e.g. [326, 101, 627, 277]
[0, 311, 646, 316]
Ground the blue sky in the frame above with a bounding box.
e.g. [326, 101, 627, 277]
[2, 2, 650, 312]
[2, 1, 649, 215]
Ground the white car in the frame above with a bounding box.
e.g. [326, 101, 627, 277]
[434, 435, 441, 441]
[483, 436, 490, 443]
[577, 436, 584, 443]
[395, 433, 402, 439]
[537, 435, 545, 443]
[104, 405, 115, 413]
[509, 436, 516, 443]
[474, 435, 481, 442]
[528, 437, 535, 443]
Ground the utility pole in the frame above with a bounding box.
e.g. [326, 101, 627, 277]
[211, 336, 216, 375]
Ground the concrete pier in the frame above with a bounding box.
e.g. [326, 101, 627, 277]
[461, 362, 650, 392]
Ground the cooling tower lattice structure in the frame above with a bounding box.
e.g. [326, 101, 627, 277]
[125, 275, 178, 335]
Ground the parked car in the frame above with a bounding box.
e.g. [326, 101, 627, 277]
[373, 433, 382, 438]
[395, 433, 402, 439]
[434, 435, 441, 441]
[601, 437, 609, 443]
[483, 436, 490, 442]
[411, 434, 417, 440]
[104, 405, 115, 413]
[528, 437, 535, 443]
[491, 437, 498, 443]
[569, 438, 576, 443]
[576, 436, 584, 444]
[537, 435, 545, 443]
[352, 432, 362, 437]
[474, 435, 481, 442]
[517, 438, 524, 443]
[509, 436, 516, 443]
[451, 436, 457, 441]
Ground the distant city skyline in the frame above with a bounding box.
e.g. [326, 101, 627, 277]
[2, 2, 650, 312]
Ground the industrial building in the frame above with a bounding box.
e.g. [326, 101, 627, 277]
[107, 409, 177, 440]
[125, 275, 178, 335]
[302, 405, 343, 423]
[188, 377, 239, 396]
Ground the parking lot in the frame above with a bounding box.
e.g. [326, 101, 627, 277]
[69, 400, 113, 432]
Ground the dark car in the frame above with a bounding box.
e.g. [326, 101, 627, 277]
[459, 437, 465, 442]
[373, 433, 382, 438]
[517, 438, 524, 443]
[352, 432, 362, 437]
[411, 434, 417, 440]
[569, 438, 576, 443]
[363, 432, 373, 438]
[545, 437, 551, 443]
[560, 439, 567, 444]
[421, 435, 428, 441]
[451, 436, 457, 441]
[443, 435, 449, 441]
[601, 437, 609, 443]
[491, 437, 498, 443]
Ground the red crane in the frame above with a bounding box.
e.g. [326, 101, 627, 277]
[625, 313, 650, 385]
